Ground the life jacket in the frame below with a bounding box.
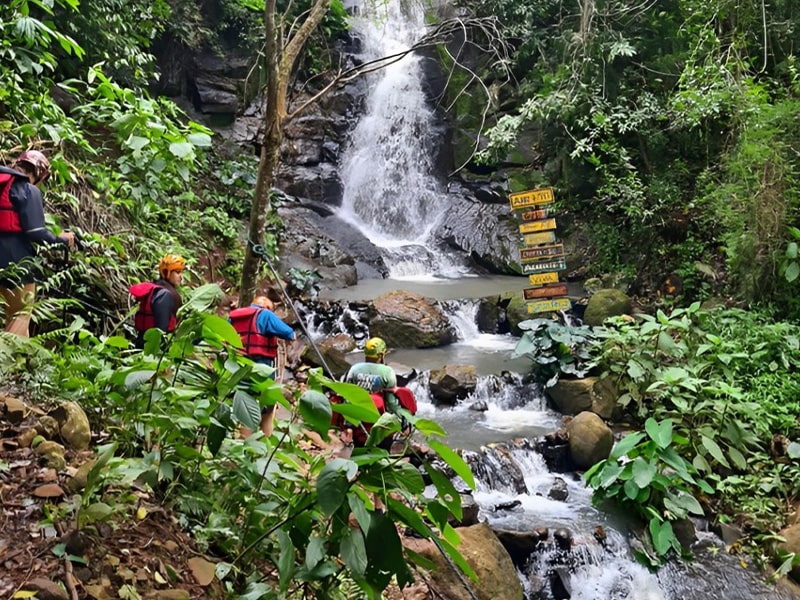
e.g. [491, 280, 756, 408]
[229, 306, 279, 359]
[130, 281, 179, 333]
[330, 386, 417, 447]
[330, 392, 386, 447]
[0, 172, 23, 233]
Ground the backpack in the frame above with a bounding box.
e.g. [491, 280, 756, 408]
[330, 392, 385, 447]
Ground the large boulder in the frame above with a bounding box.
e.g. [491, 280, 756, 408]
[566, 411, 613, 470]
[52, 401, 91, 450]
[582, 289, 632, 326]
[778, 522, 800, 583]
[400, 523, 523, 600]
[547, 376, 619, 419]
[429, 364, 478, 405]
[369, 290, 457, 348]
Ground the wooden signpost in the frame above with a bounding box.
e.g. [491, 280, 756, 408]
[509, 186, 571, 314]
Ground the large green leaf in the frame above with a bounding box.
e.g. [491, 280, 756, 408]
[610, 431, 645, 459]
[299, 390, 333, 435]
[425, 464, 462, 521]
[202, 314, 243, 348]
[645, 418, 673, 449]
[428, 439, 475, 490]
[232, 390, 261, 431]
[340, 528, 368, 577]
[632, 457, 656, 488]
[365, 511, 412, 589]
[700, 435, 730, 468]
[316, 458, 357, 517]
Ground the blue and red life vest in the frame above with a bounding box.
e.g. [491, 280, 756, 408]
[229, 306, 279, 359]
[130, 281, 179, 333]
[0, 173, 23, 233]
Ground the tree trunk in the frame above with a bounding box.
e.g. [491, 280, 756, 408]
[238, 0, 333, 306]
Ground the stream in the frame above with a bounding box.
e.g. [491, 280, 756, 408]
[313, 0, 800, 597]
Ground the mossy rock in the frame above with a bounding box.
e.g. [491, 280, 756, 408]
[583, 289, 632, 326]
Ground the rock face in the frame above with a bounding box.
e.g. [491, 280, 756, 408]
[53, 401, 92, 450]
[369, 290, 457, 348]
[583, 288, 632, 326]
[429, 364, 478, 405]
[402, 523, 523, 600]
[547, 376, 619, 419]
[566, 411, 613, 470]
[778, 522, 800, 583]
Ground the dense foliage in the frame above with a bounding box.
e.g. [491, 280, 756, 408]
[1, 289, 478, 598]
[515, 306, 800, 572]
[459, 0, 800, 316]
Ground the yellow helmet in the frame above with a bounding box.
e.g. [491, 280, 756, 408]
[252, 295, 274, 310]
[159, 254, 186, 279]
[364, 337, 387, 359]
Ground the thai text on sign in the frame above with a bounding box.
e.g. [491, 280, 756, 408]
[509, 187, 554, 210]
[527, 297, 572, 314]
[523, 283, 568, 300]
[528, 272, 559, 286]
[517, 207, 550, 222]
[520, 244, 565, 262]
[522, 257, 567, 275]
[523, 231, 556, 246]
[520, 218, 557, 234]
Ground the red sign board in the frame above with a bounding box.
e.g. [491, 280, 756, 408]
[517, 208, 550, 222]
[523, 283, 569, 300]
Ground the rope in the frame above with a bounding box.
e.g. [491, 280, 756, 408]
[248, 239, 336, 380]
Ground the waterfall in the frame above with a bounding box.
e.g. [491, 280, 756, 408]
[339, 0, 469, 278]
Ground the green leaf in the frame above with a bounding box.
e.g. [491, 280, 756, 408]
[428, 439, 475, 490]
[365, 511, 413, 589]
[632, 457, 656, 488]
[727, 446, 747, 471]
[645, 418, 673, 449]
[187, 132, 213, 147]
[304, 535, 324, 571]
[169, 141, 194, 158]
[277, 530, 294, 594]
[425, 464, 462, 521]
[316, 459, 357, 516]
[785, 262, 800, 283]
[627, 360, 645, 379]
[206, 423, 227, 456]
[649, 517, 674, 556]
[340, 528, 368, 577]
[787, 442, 800, 459]
[232, 390, 261, 431]
[701, 435, 730, 468]
[299, 390, 333, 435]
[202, 314, 242, 348]
[610, 431, 645, 459]
[413, 418, 447, 436]
[623, 478, 640, 500]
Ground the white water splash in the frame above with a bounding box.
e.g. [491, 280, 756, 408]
[339, 0, 467, 277]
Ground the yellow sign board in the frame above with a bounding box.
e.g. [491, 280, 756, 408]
[527, 298, 572, 314]
[520, 218, 557, 234]
[529, 272, 560, 286]
[523, 231, 556, 246]
[509, 187, 555, 210]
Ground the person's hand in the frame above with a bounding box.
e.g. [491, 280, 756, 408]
[59, 231, 75, 249]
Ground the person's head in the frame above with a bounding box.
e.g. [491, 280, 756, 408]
[14, 150, 51, 186]
[252, 296, 274, 310]
[159, 253, 186, 286]
[364, 337, 387, 363]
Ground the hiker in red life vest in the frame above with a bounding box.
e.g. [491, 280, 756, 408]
[0, 150, 75, 337]
[339, 337, 417, 450]
[130, 254, 185, 349]
[228, 295, 295, 436]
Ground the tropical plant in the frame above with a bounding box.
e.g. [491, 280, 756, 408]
[512, 317, 598, 387]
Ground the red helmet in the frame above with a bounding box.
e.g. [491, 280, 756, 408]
[15, 150, 51, 184]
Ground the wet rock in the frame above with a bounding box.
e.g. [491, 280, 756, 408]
[493, 527, 543, 564]
[17, 427, 38, 448]
[36, 415, 61, 439]
[52, 401, 91, 450]
[583, 288, 632, 326]
[469, 400, 488, 411]
[566, 411, 613, 470]
[369, 290, 457, 349]
[546, 379, 594, 415]
[2, 395, 26, 424]
[429, 364, 478, 405]
[548, 477, 569, 501]
[34, 440, 66, 471]
[452, 493, 480, 527]
[24, 577, 68, 600]
[553, 528, 573, 551]
[673, 518, 697, 550]
[404, 523, 522, 600]
[301, 344, 351, 380]
[778, 522, 800, 583]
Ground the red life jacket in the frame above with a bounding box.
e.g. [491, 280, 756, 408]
[330, 392, 386, 447]
[386, 387, 417, 415]
[229, 306, 279, 359]
[0, 173, 23, 233]
[130, 281, 179, 333]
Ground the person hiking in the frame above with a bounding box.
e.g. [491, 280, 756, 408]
[229, 295, 295, 436]
[340, 337, 416, 450]
[129, 254, 185, 349]
[0, 150, 75, 337]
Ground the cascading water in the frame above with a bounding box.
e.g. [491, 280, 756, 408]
[338, 0, 469, 278]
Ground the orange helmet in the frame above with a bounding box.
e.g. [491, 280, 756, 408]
[159, 254, 186, 279]
[15, 150, 51, 184]
[252, 296, 274, 310]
